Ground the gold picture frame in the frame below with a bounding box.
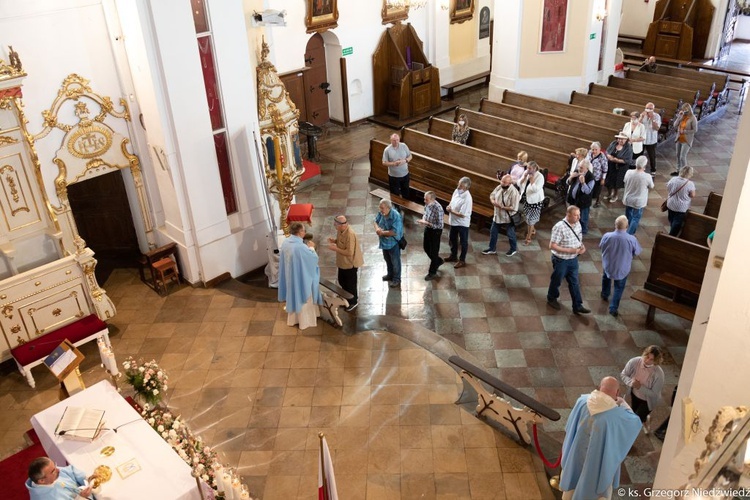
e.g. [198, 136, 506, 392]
[382, 1, 409, 25]
[450, 0, 475, 25]
[306, 0, 339, 33]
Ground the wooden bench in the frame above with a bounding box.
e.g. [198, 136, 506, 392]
[428, 117, 574, 187]
[607, 75, 700, 109]
[464, 104, 616, 144]
[625, 70, 718, 118]
[369, 187, 439, 221]
[587, 84, 679, 121]
[499, 91, 628, 133]
[703, 191, 722, 218]
[10, 314, 110, 388]
[657, 272, 701, 299]
[439, 113, 591, 161]
[678, 210, 716, 247]
[643, 232, 709, 300]
[441, 70, 491, 100]
[631, 289, 696, 325]
[618, 34, 646, 48]
[369, 139, 496, 223]
[448, 355, 559, 445]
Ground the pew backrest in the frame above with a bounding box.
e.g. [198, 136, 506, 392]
[499, 91, 627, 132]
[626, 70, 716, 99]
[607, 75, 699, 105]
[679, 210, 716, 247]
[645, 232, 709, 298]
[587, 84, 678, 120]
[703, 191, 722, 218]
[461, 105, 616, 145]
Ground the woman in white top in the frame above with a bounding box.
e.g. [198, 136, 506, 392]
[622, 111, 646, 160]
[518, 161, 545, 245]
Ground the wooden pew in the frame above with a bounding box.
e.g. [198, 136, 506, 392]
[607, 75, 699, 108]
[643, 232, 709, 301]
[428, 117, 574, 182]
[441, 70, 491, 100]
[703, 191, 722, 218]
[678, 210, 716, 247]
[653, 66, 729, 95]
[632, 232, 708, 324]
[499, 91, 627, 132]
[369, 139, 496, 221]
[443, 111, 591, 156]
[400, 127, 511, 182]
[587, 84, 679, 121]
[626, 70, 715, 100]
[570, 92, 645, 117]
[464, 105, 615, 144]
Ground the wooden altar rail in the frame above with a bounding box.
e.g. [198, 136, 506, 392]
[448, 355, 560, 445]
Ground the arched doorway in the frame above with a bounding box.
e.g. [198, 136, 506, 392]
[304, 33, 330, 125]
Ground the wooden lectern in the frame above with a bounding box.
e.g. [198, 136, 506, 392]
[44, 340, 86, 399]
[373, 23, 441, 121]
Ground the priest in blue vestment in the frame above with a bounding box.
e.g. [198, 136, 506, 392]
[278, 222, 323, 329]
[26, 457, 92, 500]
[560, 376, 642, 500]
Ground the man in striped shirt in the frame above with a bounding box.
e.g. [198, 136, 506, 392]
[417, 191, 445, 281]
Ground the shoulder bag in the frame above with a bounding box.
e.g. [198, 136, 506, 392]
[661, 180, 689, 212]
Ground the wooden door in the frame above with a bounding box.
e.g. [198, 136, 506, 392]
[280, 70, 308, 123]
[303, 34, 329, 125]
[67, 170, 140, 283]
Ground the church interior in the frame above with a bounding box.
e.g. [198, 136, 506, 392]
[1, 0, 750, 498]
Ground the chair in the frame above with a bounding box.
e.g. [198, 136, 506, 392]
[152, 257, 180, 295]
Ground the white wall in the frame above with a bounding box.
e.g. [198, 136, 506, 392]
[619, 0, 657, 38]
[654, 96, 750, 488]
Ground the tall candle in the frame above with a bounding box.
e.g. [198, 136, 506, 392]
[273, 136, 282, 182]
[107, 352, 119, 376]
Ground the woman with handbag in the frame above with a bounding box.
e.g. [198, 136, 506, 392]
[482, 174, 521, 257]
[518, 161, 545, 245]
[665, 166, 696, 236]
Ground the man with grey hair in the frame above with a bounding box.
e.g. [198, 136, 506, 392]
[622, 155, 654, 235]
[599, 215, 642, 317]
[640, 102, 661, 175]
[445, 176, 473, 268]
[374, 198, 403, 288]
[26, 456, 93, 499]
[327, 215, 364, 311]
[382, 133, 412, 201]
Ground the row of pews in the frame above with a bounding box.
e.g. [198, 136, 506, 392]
[631, 192, 721, 325]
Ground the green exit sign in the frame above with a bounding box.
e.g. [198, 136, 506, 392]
[342, 47, 353, 56]
[589, 33, 596, 40]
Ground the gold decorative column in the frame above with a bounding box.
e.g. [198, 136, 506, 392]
[256, 40, 305, 236]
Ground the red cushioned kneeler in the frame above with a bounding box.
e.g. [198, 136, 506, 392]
[286, 203, 314, 224]
[10, 314, 109, 388]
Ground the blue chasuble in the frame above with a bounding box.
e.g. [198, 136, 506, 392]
[278, 235, 322, 314]
[26, 464, 88, 499]
[560, 390, 642, 499]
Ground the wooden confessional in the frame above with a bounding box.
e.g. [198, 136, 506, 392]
[643, 0, 715, 61]
[372, 23, 440, 121]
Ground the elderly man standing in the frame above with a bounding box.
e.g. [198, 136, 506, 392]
[382, 133, 412, 200]
[327, 215, 364, 311]
[417, 191, 444, 280]
[483, 174, 520, 257]
[640, 102, 661, 175]
[279, 222, 323, 330]
[444, 176, 473, 268]
[374, 198, 403, 288]
[547, 205, 591, 314]
[600, 216, 642, 317]
[622, 156, 654, 235]
[560, 376, 642, 500]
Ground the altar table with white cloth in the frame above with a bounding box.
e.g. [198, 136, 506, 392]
[31, 381, 202, 499]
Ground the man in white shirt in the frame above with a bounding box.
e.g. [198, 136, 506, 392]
[639, 102, 661, 175]
[444, 177, 473, 268]
[622, 156, 654, 235]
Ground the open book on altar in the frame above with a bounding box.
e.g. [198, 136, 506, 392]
[54, 406, 106, 441]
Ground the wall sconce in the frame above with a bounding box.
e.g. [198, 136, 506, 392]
[595, 10, 607, 21]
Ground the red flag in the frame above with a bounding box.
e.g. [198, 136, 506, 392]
[318, 433, 338, 500]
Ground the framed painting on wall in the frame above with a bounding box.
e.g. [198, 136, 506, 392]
[450, 0, 475, 25]
[540, 0, 569, 53]
[306, 0, 339, 33]
[382, 0, 409, 25]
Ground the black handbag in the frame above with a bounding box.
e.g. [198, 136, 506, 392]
[510, 211, 523, 226]
[398, 236, 407, 250]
